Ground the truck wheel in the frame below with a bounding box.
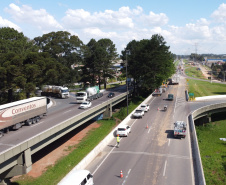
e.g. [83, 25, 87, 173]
[26, 119, 32, 126]
[32, 117, 37, 124]
[36, 116, 41, 122]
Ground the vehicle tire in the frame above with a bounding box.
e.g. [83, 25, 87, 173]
[36, 116, 41, 122]
[4, 127, 9, 134]
[26, 119, 32, 126]
[32, 117, 37, 124]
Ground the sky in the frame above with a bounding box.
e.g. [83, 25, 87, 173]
[1, 0, 226, 55]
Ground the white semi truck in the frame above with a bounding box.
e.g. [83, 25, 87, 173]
[41, 85, 70, 99]
[76, 86, 103, 103]
[0, 97, 47, 138]
[171, 74, 180, 85]
[174, 121, 187, 138]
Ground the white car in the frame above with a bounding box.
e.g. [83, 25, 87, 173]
[79, 101, 92, 109]
[116, 125, 131, 137]
[140, 104, 150, 112]
[132, 109, 144, 118]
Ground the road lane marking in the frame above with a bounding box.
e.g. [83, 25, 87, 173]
[0, 143, 15, 147]
[163, 160, 167, 176]
[63, 110, 72, 114]
[148, 128, 151, 133]
[122, 169, 131, 185]
[92, 142, 117, 175]
[112, 151, 190, 159]
[31, 121, 43, 127]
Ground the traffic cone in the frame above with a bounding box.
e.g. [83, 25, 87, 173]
[146, 124, 148, 129]
[120, 170, 123, 178]
[157, 107, 159, 111]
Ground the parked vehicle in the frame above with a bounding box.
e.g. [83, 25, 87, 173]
[152, 87, 162, 96]
[0, 97, 47, 138]
[58, 169, 94, 185]
[168, 94, 174, 101]
[116, 125, 131, 137]
[140, 104, 150, 112]
[76, 86, 103, 103]
[132, 109, 144, 118]
[107, 92, 115, 98]
[79, 101, 92, 109]
[174, 121, 187, 138]
[41, 85, 70, 99]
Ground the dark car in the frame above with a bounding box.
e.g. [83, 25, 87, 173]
[107, 92, 115, 98]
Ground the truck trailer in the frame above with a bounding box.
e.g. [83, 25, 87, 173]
[76, 86, 103, 103]
[41, 85, 70, 99]
[174, 121, 187, 138]
[0, 97, 47, 138]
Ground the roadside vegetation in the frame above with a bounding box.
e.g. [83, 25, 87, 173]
[12, 96, 145, 185]
[184, 65, 206, 80]
[188, 77, 226, 184]
[187, 79, 226, 97]
[196, 117, 226, 185]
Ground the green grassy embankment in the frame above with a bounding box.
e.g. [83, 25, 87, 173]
[187, 79, 226, 97]
[12, 97, 144, 185]
[188, 79, 226, 185]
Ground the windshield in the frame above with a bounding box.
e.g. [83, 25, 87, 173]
[77, 92, 86, 97]
[135, 110, 142, 113]
[61, 89, 69, 93]
[118, 128, 126, 131]
[82, 102, 88, 105]
[141, 105, 146, 108]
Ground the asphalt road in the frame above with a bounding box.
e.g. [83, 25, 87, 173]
[0, 86, 127, 153]
[86, 75, 226, 185]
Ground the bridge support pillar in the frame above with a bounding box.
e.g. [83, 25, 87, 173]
[0, 148, 32, 182]
[103, 103, 112, 118]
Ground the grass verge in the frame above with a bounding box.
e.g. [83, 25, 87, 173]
[187, 79, 226, 97]
[13, 96, 144, 185]
[185, 66, 206, 80]
[196, 119, 226, 185]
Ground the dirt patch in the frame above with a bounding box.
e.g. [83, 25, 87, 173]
[12, 122, 100, 180]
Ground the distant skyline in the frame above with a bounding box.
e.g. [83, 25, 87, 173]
[1, 0, 226, 55]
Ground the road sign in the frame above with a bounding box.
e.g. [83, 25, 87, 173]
[189, 93, 194, 96]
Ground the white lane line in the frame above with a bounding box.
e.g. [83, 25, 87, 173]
[31, 121, 43, 127]
[163, 160, 167, 176]
[168, 139, 170, 146]
[63, 110, 72, 114]
[92, 143, 117, 175]
[148, 128, 151, 133]
[122, 169, 131, 185]
[0, 143, 15, 147]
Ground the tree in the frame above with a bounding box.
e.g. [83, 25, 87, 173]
[82, 38, 118, 89]
[121, 34, 175, 96]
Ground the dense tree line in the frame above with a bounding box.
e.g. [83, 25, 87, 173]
[121, 34, 175, 96]
[0, 27, 175, 103]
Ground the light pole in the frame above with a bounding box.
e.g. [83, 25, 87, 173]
[126, 50, 129, 116]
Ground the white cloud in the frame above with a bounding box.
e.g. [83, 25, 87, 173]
[211, 3, 226, 23]
[62, 7, 135, 29]
[5, 3, 63, 33]
[0, 16, 21, 31]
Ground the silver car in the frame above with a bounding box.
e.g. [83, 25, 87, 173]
[132, 109, 144, 118]
[140, 104, 150, 112]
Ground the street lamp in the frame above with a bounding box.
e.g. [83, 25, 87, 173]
[126, 50, 129, 116]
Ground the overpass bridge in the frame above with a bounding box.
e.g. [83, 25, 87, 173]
[0, 91, 129, 184]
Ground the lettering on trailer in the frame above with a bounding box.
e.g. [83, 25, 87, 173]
[12, 104, 36, 114]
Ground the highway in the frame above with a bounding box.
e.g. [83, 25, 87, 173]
[0, 85, 127, 153]
[85, 75, 226, 185]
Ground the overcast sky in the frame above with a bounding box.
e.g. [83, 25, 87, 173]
[1, 0, 226, 55]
